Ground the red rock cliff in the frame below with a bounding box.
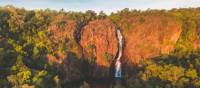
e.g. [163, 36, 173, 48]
[117, 15, 182, 64]
[80, 19, 118, 78]
[47, 15, 183, 81]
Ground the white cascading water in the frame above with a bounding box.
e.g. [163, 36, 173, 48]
[115, 29, 123, 78]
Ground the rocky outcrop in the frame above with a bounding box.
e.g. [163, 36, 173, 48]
[47, 17, 84, 83]
[80, 19, 118, 78]
[47, 14, 184, 82]
[118, 15, 182, 64]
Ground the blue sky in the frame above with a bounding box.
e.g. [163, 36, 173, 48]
[0, 0, 200, 14]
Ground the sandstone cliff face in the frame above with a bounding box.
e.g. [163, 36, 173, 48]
[80, 19, 118, 78]
[194, 40, 200, 49]
[117, 15, 182, 64]
[47, 15, 183, 82]
[47, 19, 77, 63]
[47, 17, 84, 82]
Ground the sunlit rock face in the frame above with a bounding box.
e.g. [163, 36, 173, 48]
[80, 19, 118, 78]
[47, 17, 84, 83]
[47, 16, 82, 57]
[46, 14, 183, 82]
[117, 15, 182, 64]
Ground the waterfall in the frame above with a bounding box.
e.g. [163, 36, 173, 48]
[114, 29, 123, 78]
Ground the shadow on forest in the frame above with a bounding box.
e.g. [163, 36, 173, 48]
[151, 52, 200, 69]
[57, 51, 130, 88]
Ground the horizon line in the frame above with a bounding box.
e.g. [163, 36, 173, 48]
[0, 0, 200, 15]
[1, 5, 200, 15]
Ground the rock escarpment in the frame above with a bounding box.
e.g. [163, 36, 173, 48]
[80, 19, 118, 78]
[117, 15, 182, 64]
[46, 16, 84, 83]
[47, 15, 186, 83]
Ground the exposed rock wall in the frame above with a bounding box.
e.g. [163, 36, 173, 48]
[47, 17, 84, 83]
[118, 15, 182, 64]
[47, 15, 184, 82]
[80, 19, 118, 78]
